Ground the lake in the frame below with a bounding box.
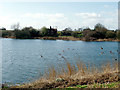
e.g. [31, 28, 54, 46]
[1, 38, 119, 84]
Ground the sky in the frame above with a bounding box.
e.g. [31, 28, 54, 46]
[0, 2, 118, 30]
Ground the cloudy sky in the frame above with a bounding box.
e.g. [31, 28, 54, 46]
[0, 2, 118, 30]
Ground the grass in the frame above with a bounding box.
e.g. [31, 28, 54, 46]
[9, 61, 119, 89]
[67, 82, 120, 88]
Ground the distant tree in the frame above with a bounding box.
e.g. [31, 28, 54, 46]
[22, 27, 39, 37]
[40, 26, 57, 37]
[91, 31, 102, 39]
[14, 30, 31, 39]
[40, 27, 49, 36]
[64, 27, 72, 31]
[94, 23, 105, 29]
[106, 31, 116, 38]
[94, 23, 107, 39]
[29, 28, 39, 37]
[72, 31, 83, 38]
[61, 27, 73, 36]
[57, 31, 62, 36]
[11, 23, 20, 30]
[2, 30, 13, 37]
[77, 28, 83, 31]
[82, 27, 91, 37]
[0, 27, 6, 30]
[117, 30, 120, 40]
[82, 28, 101, 41]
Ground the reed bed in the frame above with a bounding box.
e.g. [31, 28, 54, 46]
[12, 61, 119, 89]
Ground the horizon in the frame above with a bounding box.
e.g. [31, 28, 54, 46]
[0, 2, 118, 30]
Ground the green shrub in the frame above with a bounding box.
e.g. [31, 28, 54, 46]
[2, 30, 13, 37]
[14, 30, 31, 39]
[72, 31, 83, 38]
[117, 30, 120, 40]
[106, 31, 116, 38]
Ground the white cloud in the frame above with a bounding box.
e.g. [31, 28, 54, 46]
[104, 5, 110, 8]
[74, 12, 102, 28]
[21, 13, 65, 18]
[75, 12, 101, 19]
[0, 11, 118, 30]
[75, 12, 117, 29]
[0, 13, 67, 30]
[0, 14, 22, 29]
[20, 13, 68, 30]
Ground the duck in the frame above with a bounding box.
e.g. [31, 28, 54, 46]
[101, 47, 103, 50]
[58, 53, 61, 55]
[101, 52, 104, 54]
[110, 51, 112, 54]
[115, 58, 117, 61]
[67, 48, 70, 50]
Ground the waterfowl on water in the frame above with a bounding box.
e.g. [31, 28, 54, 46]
[117, 50, 118, 52]
[101, 47, 103, 50]
[110, 51, 112, 53]
[115, 58, 117, 61]
[61, 56, 65, 59]
[58, 53, 61, 55]
[101, 52, 104, 54]
[40, 55, 43, 57]
[110, 51, 114, 54]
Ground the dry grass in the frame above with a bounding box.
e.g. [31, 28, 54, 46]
[67, 82, 120, 88]
[11, 61, 119, 89]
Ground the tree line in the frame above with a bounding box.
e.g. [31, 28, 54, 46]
[0, 23, 120, 41]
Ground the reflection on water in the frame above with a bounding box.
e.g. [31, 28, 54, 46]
[2, 38, 119, 84]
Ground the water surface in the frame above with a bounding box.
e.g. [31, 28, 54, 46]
[1, 38, 118, 84]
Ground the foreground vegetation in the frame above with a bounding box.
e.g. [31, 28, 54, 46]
[68, 82, 120, 88]
[7, 61, 119, 89]
[1, 23, 120, 41]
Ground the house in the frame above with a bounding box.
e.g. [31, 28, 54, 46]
[48, 26, 57, 36]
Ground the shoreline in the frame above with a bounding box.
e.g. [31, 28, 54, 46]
[8, 62, 119, 89]
[2, 36, 120, 42]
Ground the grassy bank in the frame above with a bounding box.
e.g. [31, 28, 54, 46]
[9, 61, 119, 89]
[3, 36, 120, 42]
[35, 36, 120, 41]
[68, 82, 120, 88]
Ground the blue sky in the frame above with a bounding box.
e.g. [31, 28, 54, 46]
[0, 2, 118, 30]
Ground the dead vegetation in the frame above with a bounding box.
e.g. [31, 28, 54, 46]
[11, 61, 119, 89]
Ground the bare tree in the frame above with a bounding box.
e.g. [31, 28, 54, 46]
[11, 23, 20, 30]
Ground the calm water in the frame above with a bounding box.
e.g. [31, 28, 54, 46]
[1, 38, 119, 84]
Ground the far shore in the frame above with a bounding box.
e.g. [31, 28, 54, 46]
[2, 36, 120, 42]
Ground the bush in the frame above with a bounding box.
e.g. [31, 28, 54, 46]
[57, 31, 62, 36]
[40, 26, 58, 37]
[117, 30, 120, 40]
[106, 31, 116, 39]
[22, 27, 39, 37]
[14, 30, 31, 39]
[61, 28, 73, 36]
[0, 27, 6, 30]
[94, 23, 107, 39]
[72, 31, 83, 38]
[40, 27, 49, 36]
[2, 30, 13, 37]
